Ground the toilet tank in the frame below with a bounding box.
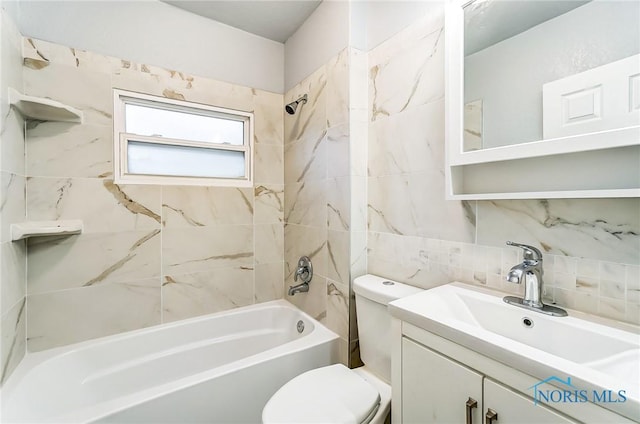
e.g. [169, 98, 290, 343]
[353, 275, 423, 383]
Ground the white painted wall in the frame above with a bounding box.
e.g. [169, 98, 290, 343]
[364, 1, 439, 51]
[284, 0, 350, 92]
[284, 0, 438, 91]
[1, 0, 18, 25]
[465, 0, 640, 148]
[13, 0, 446, 97]
[14, 0, 285, 93]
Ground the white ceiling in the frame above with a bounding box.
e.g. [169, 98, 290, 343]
[163, 1, 322, 43]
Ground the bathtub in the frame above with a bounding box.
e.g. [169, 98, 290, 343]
[1, 300, 339, 423]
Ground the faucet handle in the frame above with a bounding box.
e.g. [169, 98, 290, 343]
[294, 256, 313, 283]
[506, 241, 543, 261]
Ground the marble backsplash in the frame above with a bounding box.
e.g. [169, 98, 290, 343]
[0, 8, 27, 384]
[22, 38, 285, 351]
[366, 7, 640, 325]
[369, 232, 639, 324]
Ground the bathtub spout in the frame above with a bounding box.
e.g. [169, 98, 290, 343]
[288, 282, 309, 296]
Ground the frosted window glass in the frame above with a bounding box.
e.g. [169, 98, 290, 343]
[125, 104, 244, 145]
[127, 141, 245, 178]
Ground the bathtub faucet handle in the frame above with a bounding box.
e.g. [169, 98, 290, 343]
[294, 267, 309, 282]
[289, 256, 313, 296]
[294, 256, 313, 284]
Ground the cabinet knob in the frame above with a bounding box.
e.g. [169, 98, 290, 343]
[485, 408, 498, 424]
[465, 397, 478, 424]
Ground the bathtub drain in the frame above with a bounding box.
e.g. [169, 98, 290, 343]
[297, 320, 305, 333]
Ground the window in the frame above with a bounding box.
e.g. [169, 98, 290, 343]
[113, 89, 253, 186]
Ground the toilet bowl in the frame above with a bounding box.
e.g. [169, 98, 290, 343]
[262, 274, 423, 424]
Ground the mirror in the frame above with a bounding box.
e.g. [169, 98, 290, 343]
[462, 0, 640, 151]
[445, 0, 640, 199]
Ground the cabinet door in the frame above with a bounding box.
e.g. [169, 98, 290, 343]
[483, 378, 578, 424]
[402, 337, 483, 424]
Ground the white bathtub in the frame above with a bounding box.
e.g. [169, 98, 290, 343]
[1, 300, 339, 423]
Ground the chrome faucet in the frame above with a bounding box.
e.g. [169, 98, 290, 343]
[288, 256, 313, 296]
[506, 241, 544, 307]
[504, 241, 567, 317]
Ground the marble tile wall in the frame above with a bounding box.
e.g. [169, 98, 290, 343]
[22, 38, 284, 351]
[366, 6, 640, 325]
[284, 48, 357, 365]
[346, 48, 370, 367]
[0, 8, 27, 384]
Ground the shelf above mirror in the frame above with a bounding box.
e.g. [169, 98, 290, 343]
[8, 87, 83, 123]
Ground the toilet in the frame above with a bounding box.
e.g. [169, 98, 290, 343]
[262, 274, 423, 424]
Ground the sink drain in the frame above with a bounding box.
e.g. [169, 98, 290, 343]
[522, 317, 534, 328]
[297, 320, 305, 333]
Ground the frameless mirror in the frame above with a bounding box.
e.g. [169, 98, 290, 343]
[462, 0, 640, 151]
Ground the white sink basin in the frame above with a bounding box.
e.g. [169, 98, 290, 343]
[450, 288, 637, 364]
[389, 282, 640, 420]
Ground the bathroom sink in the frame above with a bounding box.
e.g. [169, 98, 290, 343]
[389, 283, 640, 419]
[407, 284, 637, 364]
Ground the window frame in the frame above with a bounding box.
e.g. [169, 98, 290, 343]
[113, 89, 254, 187]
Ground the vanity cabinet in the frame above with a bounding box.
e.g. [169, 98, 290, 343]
[401, 337, 576, 424]
[392, 322, 635, 424]
[483, 378, 575, 423]
[402, 337, 482, 423]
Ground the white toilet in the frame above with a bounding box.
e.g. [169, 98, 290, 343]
[262, 274, 423, 424]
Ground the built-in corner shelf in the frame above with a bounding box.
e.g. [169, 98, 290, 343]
[11, 220, 83, 241]
[8, 87, 83, 123]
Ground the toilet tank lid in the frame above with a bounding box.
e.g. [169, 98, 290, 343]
[353, 274, 423, 305]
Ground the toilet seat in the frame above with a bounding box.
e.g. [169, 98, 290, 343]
[262, 364, 381, 424]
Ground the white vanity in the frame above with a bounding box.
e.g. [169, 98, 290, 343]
[389, 283, 640, 423]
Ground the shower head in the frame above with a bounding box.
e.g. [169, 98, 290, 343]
[285, 94, 308, 115]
